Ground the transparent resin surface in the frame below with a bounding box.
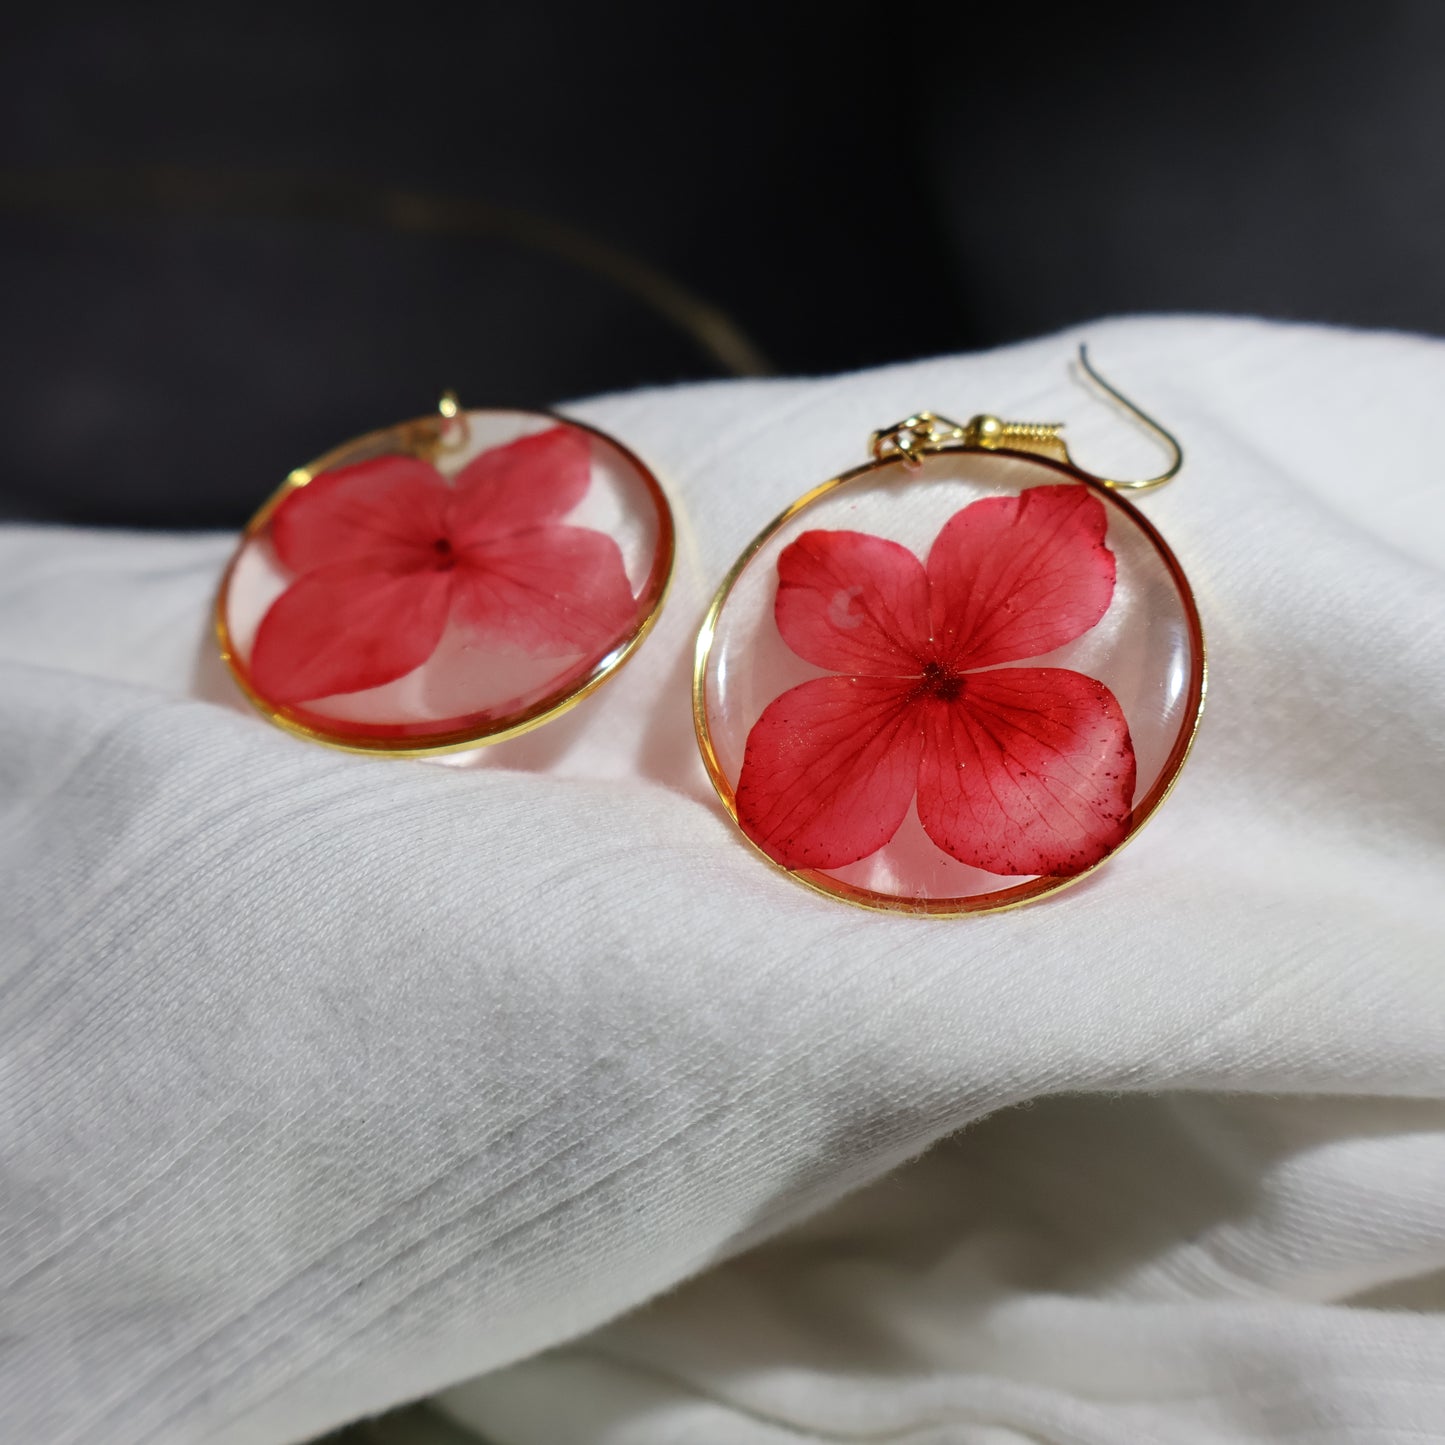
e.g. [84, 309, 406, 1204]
[221, 409, 670, 749]
[698, 450, 1202, 912]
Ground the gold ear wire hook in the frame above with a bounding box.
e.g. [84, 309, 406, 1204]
[435, 389, 470, 453]
[866, 348, 1184, 489]
[1073, 345, 1183, 493]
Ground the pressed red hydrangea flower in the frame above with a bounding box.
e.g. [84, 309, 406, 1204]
[250, 427, 636, 705]
[735, 484, 1137, 877]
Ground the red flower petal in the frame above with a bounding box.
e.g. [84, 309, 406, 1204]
[915, 667, 1136, 877]
[448, 427, 594, 546]
[270, 456, 450, 574]
[451, 525, 636, 657]
[249, 561, 453, 704]
[774, 530, 931, 674]
[734, 675, 924, 870]
[926, 485, 1116, 670]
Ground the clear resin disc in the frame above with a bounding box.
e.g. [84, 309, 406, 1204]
[219, 408, 672, 752]
[694, 448, 1204, 914]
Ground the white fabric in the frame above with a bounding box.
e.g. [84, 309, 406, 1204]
[1, 317, 1442, 1445]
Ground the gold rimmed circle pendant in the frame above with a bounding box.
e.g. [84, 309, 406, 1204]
[693, 353, 1206, 915]
[218, 400, 674, 755]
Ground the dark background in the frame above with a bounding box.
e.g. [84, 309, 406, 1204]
[4, 2, 1445, 528]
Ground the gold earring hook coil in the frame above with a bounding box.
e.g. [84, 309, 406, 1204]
[866, 346, 1184, 494]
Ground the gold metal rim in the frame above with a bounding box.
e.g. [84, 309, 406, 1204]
[692, 447, 1207, 917]
[216, 408, 675, 757]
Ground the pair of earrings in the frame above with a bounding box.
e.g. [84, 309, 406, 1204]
[216, 352, 1205, 915]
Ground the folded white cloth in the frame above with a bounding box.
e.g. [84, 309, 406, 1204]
[2, 317, 1443, 1445]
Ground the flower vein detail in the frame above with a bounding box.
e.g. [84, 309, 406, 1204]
[249, 427, 636, 704]
[734, 484, 1138, 878]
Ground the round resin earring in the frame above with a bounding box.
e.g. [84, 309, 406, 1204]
[693, 348, 1205, 915]
[218, 397, 673, 753]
